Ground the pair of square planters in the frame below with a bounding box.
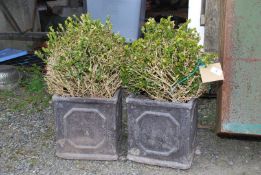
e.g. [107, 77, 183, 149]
[53, 90, 198, 169]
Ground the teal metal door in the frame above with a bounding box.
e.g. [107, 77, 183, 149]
[218, 0, 261, 135]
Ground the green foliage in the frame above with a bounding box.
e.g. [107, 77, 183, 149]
[122, 17, 216, 102]
[19, 65, 45, 93]
[0, 65, 50, 113]
[36, 14, 125, 98]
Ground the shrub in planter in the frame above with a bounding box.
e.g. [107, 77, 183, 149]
[122, 17, 215, 169]
[36, 14, 125, 160]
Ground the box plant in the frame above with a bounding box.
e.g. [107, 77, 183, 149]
[123, 17, 215, 169]
[122, 17, 214, 102]
[37, 15, 125, 98]
[36, 14, 125, 160]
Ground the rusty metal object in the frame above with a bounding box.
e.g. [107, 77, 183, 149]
[218, 0, 261, 136]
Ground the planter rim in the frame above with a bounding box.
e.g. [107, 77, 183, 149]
[126, 95, 197, 109]
[56, 153, 118, 161]
[127, 155, 191, 170]
[52, 89, 121, 104]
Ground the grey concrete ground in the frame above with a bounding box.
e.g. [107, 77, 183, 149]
[0, 95, 260, 175]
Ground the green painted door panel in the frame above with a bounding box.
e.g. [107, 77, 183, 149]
[218, 0, 261, 135]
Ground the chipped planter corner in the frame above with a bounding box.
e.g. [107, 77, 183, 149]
[52, 90, 122, 160]
[127, 96, 198, 169]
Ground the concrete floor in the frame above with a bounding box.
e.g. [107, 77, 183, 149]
[0, 92, 260, 175]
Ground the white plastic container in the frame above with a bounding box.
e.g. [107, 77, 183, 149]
[86, 0, 146, 42]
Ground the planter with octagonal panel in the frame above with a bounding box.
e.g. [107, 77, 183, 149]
[52, 90, 122, 160]
[35, 14, 126, 161]
[127, 96, 198, 169]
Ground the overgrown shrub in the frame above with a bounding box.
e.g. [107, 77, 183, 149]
[121, 17, 215, 102]
[36, 14, 125, 98]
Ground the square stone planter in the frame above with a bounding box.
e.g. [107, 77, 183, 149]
[52, 90, 122, 160]
[127, 96, 198, 169]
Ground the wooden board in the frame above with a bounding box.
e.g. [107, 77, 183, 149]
[0, 0, 41, 50]
[204, 0, 220, 53]
[0, 0, 41, 32]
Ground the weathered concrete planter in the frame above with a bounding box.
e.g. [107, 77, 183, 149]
[127, 96, 198, 169]
[52, 90, 122, 160]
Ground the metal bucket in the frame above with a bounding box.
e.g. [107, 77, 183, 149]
[86, 0, 146, 43]
[0, 65, 20, 90]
